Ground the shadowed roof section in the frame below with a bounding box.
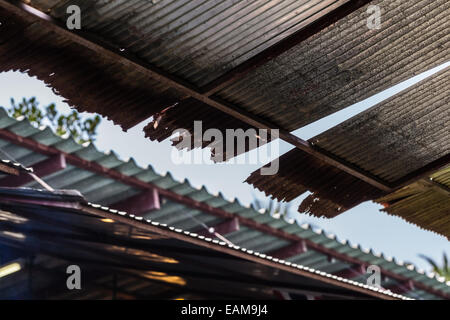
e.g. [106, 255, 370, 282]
[0, 0, 363, 133]
[0, 107, 448, 299]
[311, 67, 450, 184]
[215, 0, 449, 130]
[0, 0, 447, 167]
[246, 66, 450, 232]
[375, 166, 450, 240]
[0, 3, 184, 131]
[0, 187, 410, 300]
[245, 148, 386, 218]
[21, 0, 355, 87]
[144, 98, 273, 162]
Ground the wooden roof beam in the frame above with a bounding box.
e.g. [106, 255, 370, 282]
[0, 154, 66, 187]
[111, 189, 160, 216]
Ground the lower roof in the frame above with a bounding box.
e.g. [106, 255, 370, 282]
[0, 107, 448, 299]
[0, 187, 407, 300]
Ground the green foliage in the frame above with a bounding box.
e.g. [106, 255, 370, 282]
[7, 97, 100, 144]
[419, 252, 450, 281]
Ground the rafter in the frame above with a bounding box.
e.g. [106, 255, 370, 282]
[0, 154, 66, 187]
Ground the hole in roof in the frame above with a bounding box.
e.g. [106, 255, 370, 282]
[291, 61, 450, 140]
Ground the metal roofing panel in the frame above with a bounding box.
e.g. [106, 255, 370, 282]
[144, 98, 272, 162]
[433, 167, 450, 189]
[375, 166, 450, 239]
[216, 0, 449, 131]
[0, 3, 185, 131]
[26, 0, 350, 87]
[311, 67, 450, 183]
[246, 147, 386, 217]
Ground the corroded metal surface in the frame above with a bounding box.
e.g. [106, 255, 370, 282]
[245, 147, 386, 218]
[312, 67, 450, 183]
[376, 166, 450, 240]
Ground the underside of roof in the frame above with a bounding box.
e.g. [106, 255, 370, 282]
[213, 0, 449, 130]
[246, 146, 386, 218]
[0, 0, 446, 185]
[375, 166, 450, 239]
[247, 67, 450, 229]
[3, 0, 446, 133]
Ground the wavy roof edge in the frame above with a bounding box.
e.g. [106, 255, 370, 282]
[0, 106, 448, 291]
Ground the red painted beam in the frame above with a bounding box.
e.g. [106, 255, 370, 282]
[111, 189, 160, 216]
[386, 280, 415, 295]
[334, 264, 367, 279]
[197, 217, 240, 237]
[0, 154, 66, 187]
[0, 163, 20, 176]
[268, 241, 307, 259]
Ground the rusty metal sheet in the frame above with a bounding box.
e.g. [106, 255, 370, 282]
[376, 166, 450, 239]
[245, 148, 386, 218]
[144, 98, 272, 162]
[311, 67, 450, 184]
[0, 4, 184, 131]
[216, 0, 449, 131]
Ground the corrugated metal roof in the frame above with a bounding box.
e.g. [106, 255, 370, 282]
[0, 187, 412, 300]
[0, 107, 448, 299]
[144, 98, 272, 162]
[2, 0, 447, 204]
[3, 0, 446, 138]
[375, 166, 450, 239]
[0, 2, 185, 130]
[245, 147, 386, 217]
[311, 67, 450, 183]
[26, 0, 350, 87]
[215, 0, 449, 130]
[246, 66, 449, 222]
[433, 167, 450, 189]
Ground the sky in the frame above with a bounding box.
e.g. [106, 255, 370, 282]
[0, 62, 449, 272]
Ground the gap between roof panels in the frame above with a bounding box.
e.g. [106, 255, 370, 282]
[291, 61, 450, 140]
